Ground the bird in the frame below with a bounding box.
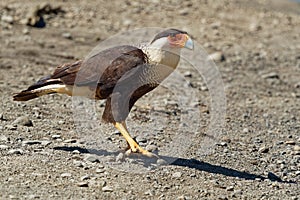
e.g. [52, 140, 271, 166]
[13, 28, 194, 157]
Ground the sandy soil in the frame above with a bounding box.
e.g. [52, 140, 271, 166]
[0, 0, 299, 199]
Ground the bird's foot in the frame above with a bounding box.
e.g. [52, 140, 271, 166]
[125, 143, 159, 158]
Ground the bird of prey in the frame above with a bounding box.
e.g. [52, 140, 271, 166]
[13, 29, 194, 157]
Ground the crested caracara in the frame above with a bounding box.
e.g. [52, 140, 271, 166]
[13, 29, 194, 157]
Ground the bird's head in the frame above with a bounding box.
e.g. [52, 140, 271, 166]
[150, 29, 194, 51]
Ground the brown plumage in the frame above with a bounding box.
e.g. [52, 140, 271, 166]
[13, 29, 194, 157]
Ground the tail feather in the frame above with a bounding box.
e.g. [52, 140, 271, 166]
[13, 76, 66, 101]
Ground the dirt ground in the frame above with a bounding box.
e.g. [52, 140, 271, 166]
[0, 0, 300, 199]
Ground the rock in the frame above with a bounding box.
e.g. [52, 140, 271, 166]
[262, 72, 279, 79]
[84, 154, 99, 163]
[63, 139, 76, 143]
[116, 152, 125, 162]
[242, 128, 249, 133]
[72, 150, 80, 154]
[8, 149, 23, 155]
[208, 52, 225, 62]
[136, 135, 147, 143]
[62, 32, 72, 39]
[183, 71, 192, 77]
[211, 21, 221, 29]
[285, 140, 295, 145]
[157, 159, 168, 166]
[0, 113, 6, 121]
[293, 145, 300, 151]
[1, 15, 14, 24]
[258, 146, 269, 153]
[6, 125, 17, 130]
[51, 135, 61, 139]
[226, 186, 234, 191]
[0, 145, 9, 150]
[22, 28, 30, 35]
[177, 195, 187, 200]
[102, 186, 113, 192]
[61, 173, 72, 178]
[249, 22, 262, 32]
[0, 135, 9, 142]
[122, 19, 133, 26]
[80, 175, 90, 181]
[41, 141, 51, 146]
[77, 181, 88, 187]
[146, 144, 157, 152]
[95, 168, 105, 173]
[13, 116, 33, 126]
[220, 142, 227, 146]
[172, 172, 182, 178]
[73, 160, 84, 168]
[22, 140, 42, 145]
[179, 8, 189, 16]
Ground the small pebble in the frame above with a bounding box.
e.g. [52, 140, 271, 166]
[249, 22, 262, 31]
[156, 159, 168, 166]
[242, 128, 249, 133]
[72, 150, 80, 154]
[285, 140, 295, 145]
[293, 145, 300, 151]
[52, 135, 61, 139]
[184, 71, 192, 77]
[62, 32, 72, 39]
[0, 144, 9, 150]
[22, 140, 42, 145]
[136, 135, 147, 143]
[41, 141, 51, 146]
[1, 15, 14, 24]
[8, 149, 23, 155]
[146, 144, 157, 152]
[13, 116, 33, 126]
[95, 168, 105, 173]
[77, 181, 88, 187]
[63, 139, 77, 143]
[262, 72, 279, 79]
[258, 146, 269, 153]
[73, 160, 84, 168]
[116, 152, 125, 162]
[172, 172, 182, 178]
[22, 28, 30, 35]
[208, 52, 225, 62]
[6, 125, 17, 130]
[220, 142, 227, 146]
[102, 186, 113, 192]
[61, 173, 72, 178]
[81, 175, 90, 181]
[84, 154, 99, 163]
[0, 135, 9, 142]
[226, 186, 234, 191]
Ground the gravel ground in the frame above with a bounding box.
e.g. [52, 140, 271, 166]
[0, 0, 299, 199]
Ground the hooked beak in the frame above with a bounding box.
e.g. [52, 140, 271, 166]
[184, 36, 194, 50]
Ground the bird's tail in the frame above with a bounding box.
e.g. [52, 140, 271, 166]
[13, 76, 67, 101]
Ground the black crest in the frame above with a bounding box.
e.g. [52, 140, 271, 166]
[151, 29, 188, 44]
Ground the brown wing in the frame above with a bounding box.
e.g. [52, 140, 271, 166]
[74, 45, 148, 98]
[75, 46, 147, 85]
[48, 45, 147, 96]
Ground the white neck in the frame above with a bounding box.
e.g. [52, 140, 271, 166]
[142, 37, 181, 70]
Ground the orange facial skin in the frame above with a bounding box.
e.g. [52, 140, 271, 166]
[168, 33, 189, 48]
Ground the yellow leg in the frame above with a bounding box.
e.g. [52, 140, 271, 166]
[114, 121, 157, 158]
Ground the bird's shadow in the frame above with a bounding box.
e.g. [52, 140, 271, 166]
[53, 146, 296, 184]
